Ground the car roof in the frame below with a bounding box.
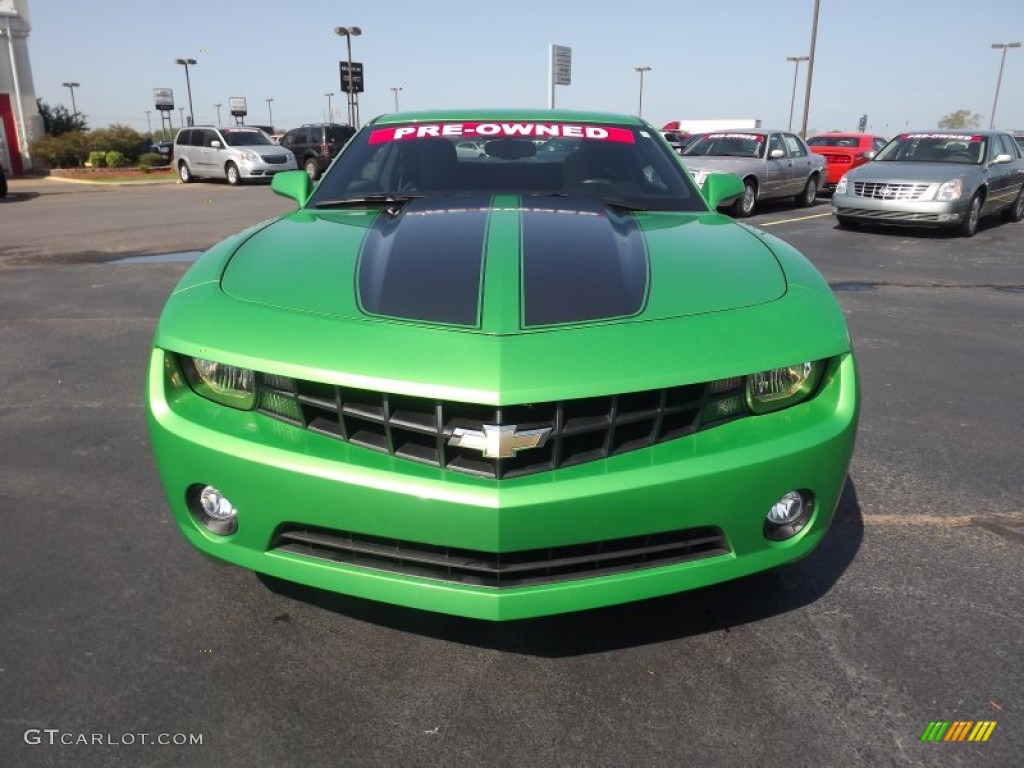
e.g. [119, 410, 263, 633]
[367, 109, 648, 127]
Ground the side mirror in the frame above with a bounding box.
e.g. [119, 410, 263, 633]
[993, 153, 1013, 164]
[271, 170, 313, 208]
[862, 150, 876, 161]
[210, 140, 222, 149]
[770, 148, 786, 159]
[701, 172, 745, 210]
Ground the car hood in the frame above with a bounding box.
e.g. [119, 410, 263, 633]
[846, 161, 978, 183]
[219, 196, 785, 335]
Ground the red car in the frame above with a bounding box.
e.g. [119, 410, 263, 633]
[807, 133, 888, 190]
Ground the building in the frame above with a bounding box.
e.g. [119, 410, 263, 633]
[0, 0, 42, 174]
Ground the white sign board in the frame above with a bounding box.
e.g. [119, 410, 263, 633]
[552, 45, 572, 86]
[0, 0, 19, 17]
[229, 96, 248, 116]
[153, 88, 174, 111]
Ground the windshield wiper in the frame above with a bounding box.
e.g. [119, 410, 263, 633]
[529, 192, 649, 212]
[313, 194, 421, 212]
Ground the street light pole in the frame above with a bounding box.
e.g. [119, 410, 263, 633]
[266, 97, 274, 130]
[325, 93, 334, 122]
[146, 109, 152, 137]
[989, 42, 1021, 129]
[390, 86, 403, 112]
[215, 103, 222, 124]
[785, 56, 809, 132]
[179, 107, 185, 128]
[799, 0, 821, 139]
[175, 57, 197, 126]
[334, 26, 362, 128]
[62, 81, 80, 116]
[634, 66, 651, 117]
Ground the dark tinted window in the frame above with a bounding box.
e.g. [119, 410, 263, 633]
[175, 130, 192, 146]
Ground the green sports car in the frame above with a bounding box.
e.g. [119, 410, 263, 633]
[146, 109, 859, 621]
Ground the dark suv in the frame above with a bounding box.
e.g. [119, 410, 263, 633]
[279, 123, 355, 180]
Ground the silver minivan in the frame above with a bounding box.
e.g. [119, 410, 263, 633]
[174, 126, 297, 185]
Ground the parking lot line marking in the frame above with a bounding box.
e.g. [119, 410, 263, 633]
[760, 212, 833, 226]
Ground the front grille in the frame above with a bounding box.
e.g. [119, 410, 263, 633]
[261, 154, 289, 164]
[835, 206, 943, 222]
[271, 524, 730, 587]
[852, 181, 930, 200]
[256, 374, 747, 479]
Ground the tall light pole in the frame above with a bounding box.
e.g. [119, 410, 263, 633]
[175, 57, 197, 126]
[179, 107, 185, 128]
[800, 0, 821, 138]
[62, 81, 80, 116]
[390, 86, 403, 112]
[990, 42, 1021, 129]
[325, 92, 334, 122]
[786, 56, 809, 132]
[265, 97, 274, 129]
[215, 103, 222, 124]
[634, 66, 651, 117]
[334, 26, 362, 128]
[146, 109, 152, 137]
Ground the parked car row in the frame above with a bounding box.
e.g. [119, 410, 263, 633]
[171, 122, 356, 185]
[672, 127, 1024, 237]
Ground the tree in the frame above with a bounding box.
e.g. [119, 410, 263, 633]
[938, 109, 982, 129]
[36, 98, 88, 136]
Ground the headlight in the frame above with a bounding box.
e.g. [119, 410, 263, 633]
[182, 356, 256, 409]
[935, 179, 962, 202]
[236, 151, 260, 163]
[835, 175, 848, 194]
[746, 361, 824, 414]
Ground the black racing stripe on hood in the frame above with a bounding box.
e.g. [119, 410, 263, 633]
[521, 198, 649, 327]
[357, 197, 491, 326]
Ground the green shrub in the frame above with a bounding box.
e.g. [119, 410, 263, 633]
[89, 125, 146, 160]
[30, 132, 90, 168]
[105, 151, 128, 168]
[88, 150, 107, 168]
[138, 152, 167, 168]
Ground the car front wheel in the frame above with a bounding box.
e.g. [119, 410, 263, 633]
[1001, 185, 1024, 223]
[304, 158, 320, 181]
[796, 175, 818, 207]
[225, 163, 241, 186]
[178, 161, 193, 183]
[730, 179, 757, 217]
[958, 193, 982, 237]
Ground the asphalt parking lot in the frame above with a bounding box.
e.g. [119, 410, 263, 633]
[1, 176, 1021, 767]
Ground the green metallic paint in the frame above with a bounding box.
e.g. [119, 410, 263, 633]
[146, 108, 859, 620]
[701, 172, 746, 209]
[271, 170, 313, 208]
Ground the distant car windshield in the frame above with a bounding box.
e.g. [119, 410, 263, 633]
[222, 129, 274, 147]
[683, 133, 765, 159]
[308, 120, 706, 212]
[807, 136, 860, 147]
[874, 133, 987, 164]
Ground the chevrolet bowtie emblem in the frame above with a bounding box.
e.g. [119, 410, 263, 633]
[449, 424, 552, 459]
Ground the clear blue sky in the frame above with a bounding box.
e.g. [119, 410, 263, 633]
[24, 0, 1024, 135]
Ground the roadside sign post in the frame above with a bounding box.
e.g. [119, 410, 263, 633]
[549, 44, 571, 108]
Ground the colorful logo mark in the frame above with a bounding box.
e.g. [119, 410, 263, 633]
[921, 721, 997, 742]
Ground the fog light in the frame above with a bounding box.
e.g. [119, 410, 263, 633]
[764, 490, 813, 541]
[187, 484, 238, 535]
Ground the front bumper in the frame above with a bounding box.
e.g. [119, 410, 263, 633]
[832, 193, 967, 226]
[238, 160, 298, 179]
[147, 351, 859, 621]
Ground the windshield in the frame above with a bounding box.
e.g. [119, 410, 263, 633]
[222, 129, 275, 147]
[807, 135, 860, 147]
[307, 120, 705, 212]
[874, 133, 987, 164]
[682, 133, 765, 159]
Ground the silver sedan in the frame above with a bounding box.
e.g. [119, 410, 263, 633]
[831, 130, 1024, 237]
[680, 130, 826, 217]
